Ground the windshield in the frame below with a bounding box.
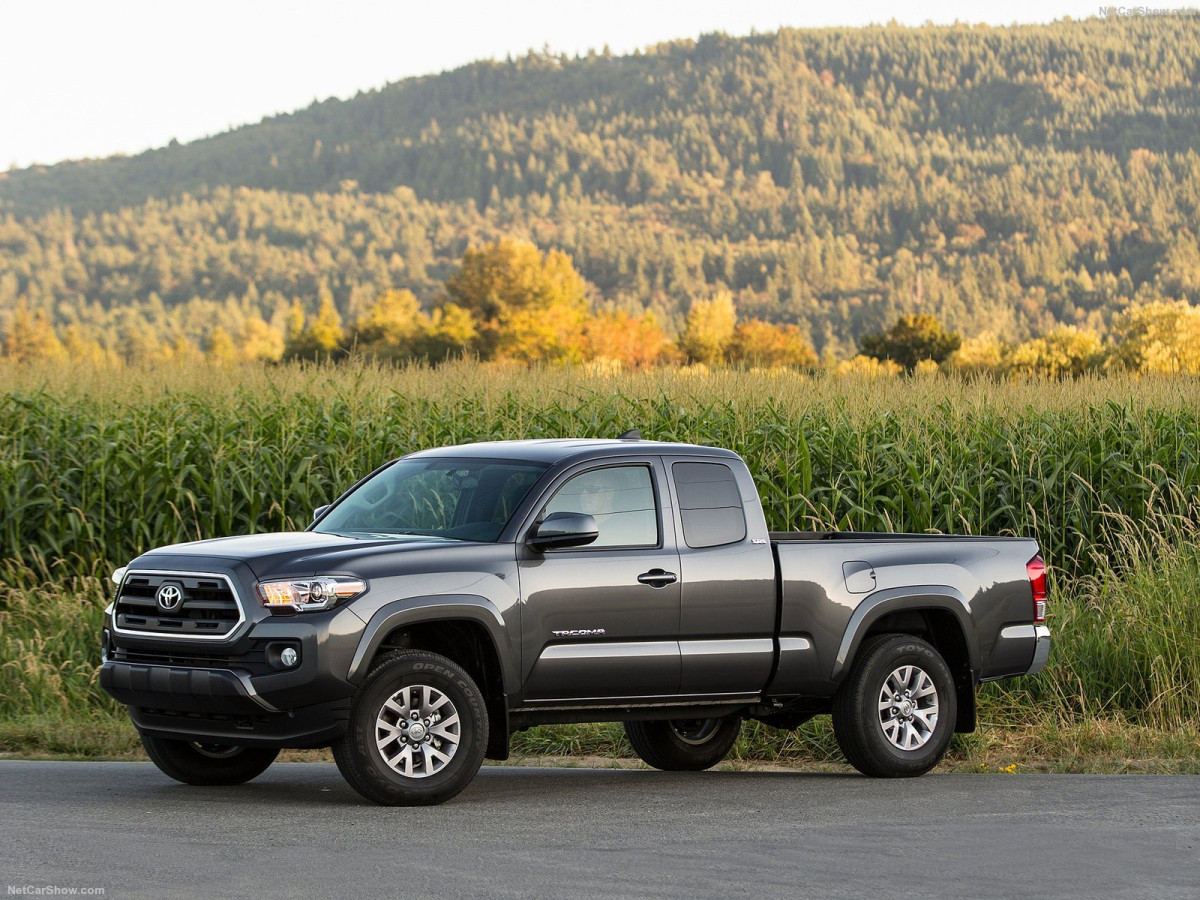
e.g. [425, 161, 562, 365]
[314, 457, 548, 542]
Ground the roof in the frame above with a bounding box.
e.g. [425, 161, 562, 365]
[404, 438, 741, 467]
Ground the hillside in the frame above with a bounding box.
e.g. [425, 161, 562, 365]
[1, 16, 1199, 359]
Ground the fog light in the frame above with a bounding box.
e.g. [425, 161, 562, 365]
[280, 647, 299, 667]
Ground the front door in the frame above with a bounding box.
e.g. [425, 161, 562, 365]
[517, 459, 682, 702]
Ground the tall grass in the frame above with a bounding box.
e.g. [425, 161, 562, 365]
[2, 359, 1200, 763]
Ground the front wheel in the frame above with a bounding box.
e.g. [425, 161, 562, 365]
[140, 735, 279, 786]
[832, 633, 957, 777]
[624, 716, 741, 771]
[333, 650, 488, 805]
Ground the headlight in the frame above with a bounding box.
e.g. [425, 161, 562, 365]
[258, 576, 367, 612]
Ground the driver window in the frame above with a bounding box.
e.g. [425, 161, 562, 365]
[543, 465, 658, 548]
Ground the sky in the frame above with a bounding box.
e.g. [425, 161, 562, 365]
[1, 0, 1136, 170]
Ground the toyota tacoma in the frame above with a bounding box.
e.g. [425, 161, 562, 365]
[101, 437, 1050, 805]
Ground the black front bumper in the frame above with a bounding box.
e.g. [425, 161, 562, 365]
[101, 659, 353, 748]
[101, 603, 365, 749]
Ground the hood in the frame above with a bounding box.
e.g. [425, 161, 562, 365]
[138, 531, 475, 580]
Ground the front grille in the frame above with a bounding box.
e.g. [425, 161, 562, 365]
[114, 570, 244, 639]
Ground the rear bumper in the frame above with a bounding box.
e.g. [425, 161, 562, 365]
[1026, 624, 1051, 676]
[986, 623, 1052, 681]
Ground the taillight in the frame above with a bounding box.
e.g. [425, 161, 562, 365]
[1027, 555, 1047, 624]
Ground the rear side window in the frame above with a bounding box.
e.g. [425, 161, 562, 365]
[672, 462, 746, 549]
[543, 465, 658, 548]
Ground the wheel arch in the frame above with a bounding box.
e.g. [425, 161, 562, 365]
[833, 587, 979, 733]
[348, 595, 514, 759]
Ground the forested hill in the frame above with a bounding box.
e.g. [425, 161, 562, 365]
[2, 16, 1199, 359]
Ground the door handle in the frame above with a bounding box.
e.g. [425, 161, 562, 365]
[637, 569, 678, 588]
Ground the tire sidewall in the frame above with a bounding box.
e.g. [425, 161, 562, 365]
[349, 655, 488, 803]
[858, 638, 956, 775]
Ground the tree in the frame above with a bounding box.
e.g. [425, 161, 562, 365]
[945, 332, 1009, 376]
[284, 296, 345, 360]
[240, 315, 285, 363]
[2, 302, 65, 362]
[1009, 326, 1105, 379]
[726, 319, 817, 367]
[680, 292, 737, 365]
[353, 290, 425, 359]
[1108, 300, 1200, 375]
[859, 314, 961, 371]
[582, 309, 674, 369]
[413, 303, 479, 361]
[442, 238, 589, 363]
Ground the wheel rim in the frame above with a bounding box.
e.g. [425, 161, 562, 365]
[374, 683, 461, 779]
[877, 664, 940, 751]
[191, 742, 243, 759]
[669, 719, 721, 746]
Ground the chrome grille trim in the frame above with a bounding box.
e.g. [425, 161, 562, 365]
[112, 569, 246, 641]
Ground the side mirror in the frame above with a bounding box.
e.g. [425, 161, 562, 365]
[312, 505, 330, 523]
[528, 511, 599, 551]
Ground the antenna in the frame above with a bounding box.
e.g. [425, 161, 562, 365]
[617, 429, 642, 440]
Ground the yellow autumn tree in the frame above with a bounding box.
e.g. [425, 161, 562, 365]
[1009, 326, 1105, 379]
[2, 302, 65, 362]
[725, 319, 817, 367]
[582, 309, 675, 369]
[680, 292, 737, 365]
[945, 331, 1009, 376]
[240, 315, 285, 363]
[415, 304, 480, 361]
[284, 295, 345, 360]
[1108, 300, 1200, 374]
[442, 238, 588, 363]
[353, 289, 425, 360]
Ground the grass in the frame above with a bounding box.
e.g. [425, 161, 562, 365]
[3, 359, 1200, 770]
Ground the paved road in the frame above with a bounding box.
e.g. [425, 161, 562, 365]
[1, 761, 1198, 899]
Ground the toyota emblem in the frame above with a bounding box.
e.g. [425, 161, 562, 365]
[155, 583, 184, 612]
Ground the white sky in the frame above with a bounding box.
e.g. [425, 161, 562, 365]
[2, 0, 1128, 169]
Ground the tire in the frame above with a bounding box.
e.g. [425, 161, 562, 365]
[140, 735, 279, 786]
[832, 633, 957, 778]
[333, 650, 488, 806]
[624, 716, 742, 771]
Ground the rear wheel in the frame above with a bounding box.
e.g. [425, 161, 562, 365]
[333, 650, 488, 806]
[624, 716, 741, 771]
[832, 633, 956, 777]
[140, 735, 279, 786]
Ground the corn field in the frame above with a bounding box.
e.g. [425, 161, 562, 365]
[3, 360, 1200, 759]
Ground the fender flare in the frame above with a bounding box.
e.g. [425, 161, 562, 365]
[830, 584, 980, 683]
[346, 594, 517, 694]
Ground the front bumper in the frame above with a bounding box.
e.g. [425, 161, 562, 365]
[101, 604, 364, 748]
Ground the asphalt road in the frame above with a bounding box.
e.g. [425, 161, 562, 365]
[1, 761, 1198, 899]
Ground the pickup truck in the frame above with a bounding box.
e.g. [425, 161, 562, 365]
[101, 437, 1050, 805]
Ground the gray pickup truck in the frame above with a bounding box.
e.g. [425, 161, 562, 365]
[101, 437, 1050, 805]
